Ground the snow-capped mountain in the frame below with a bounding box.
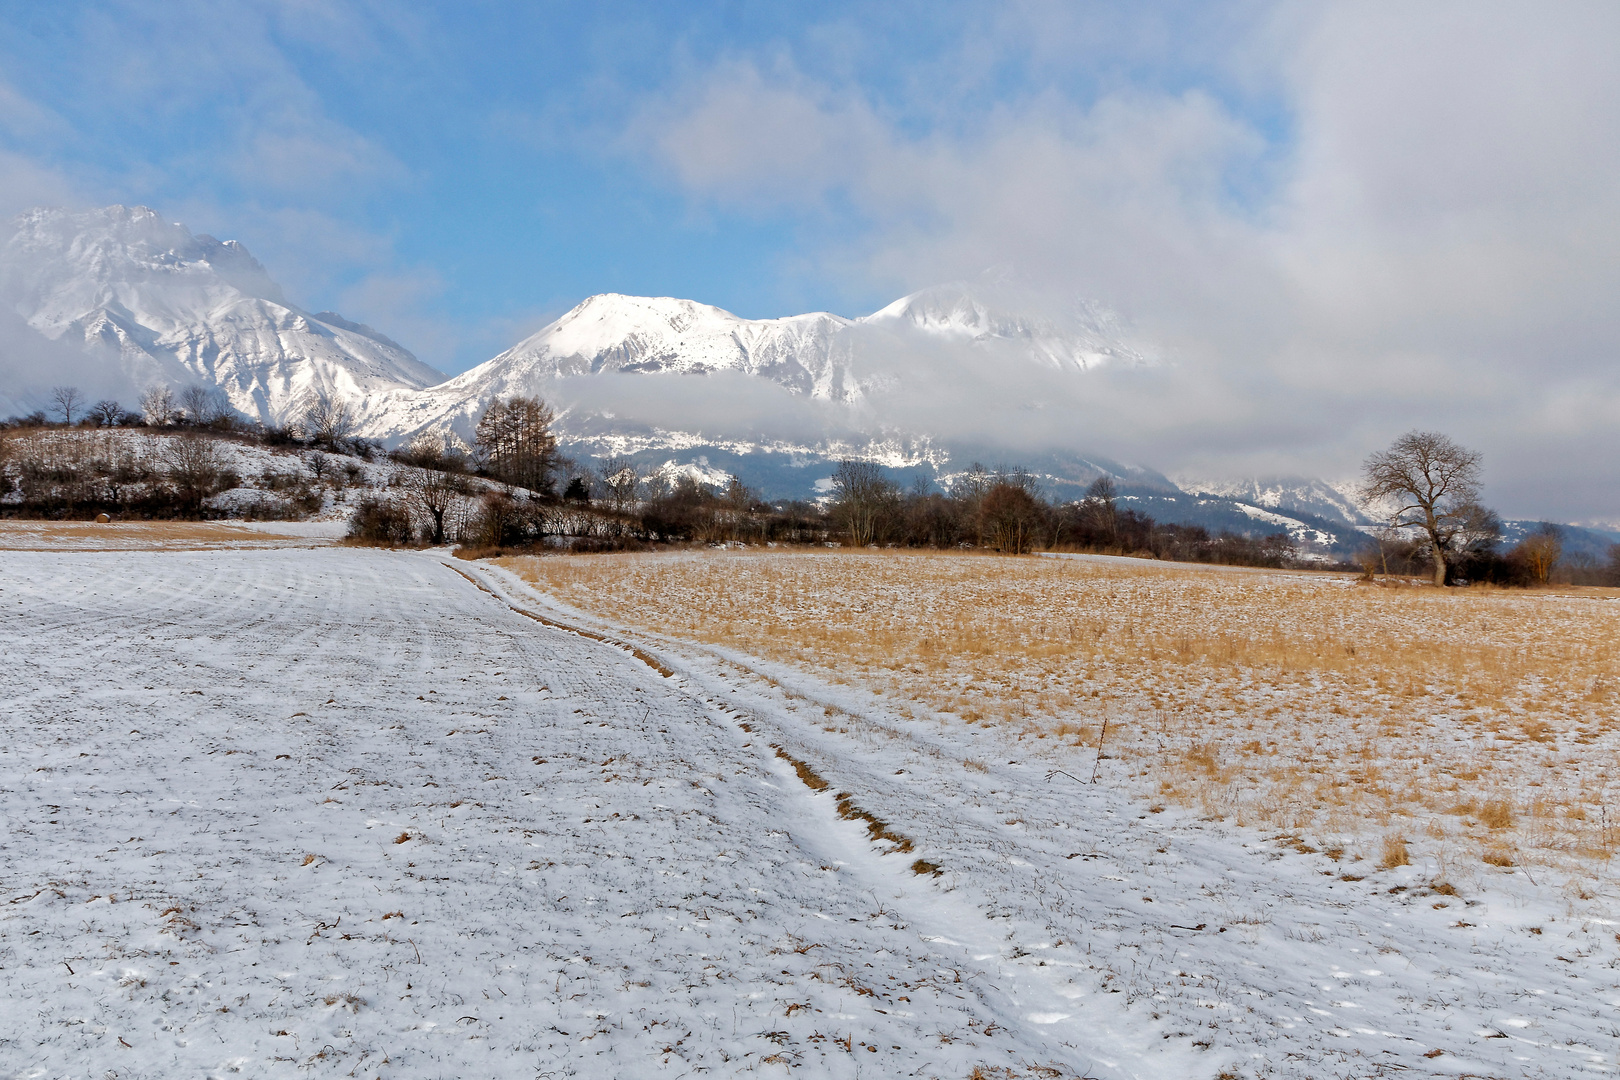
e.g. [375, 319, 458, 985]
[351, 278, 1154, 450]
[861, 281, 1149, 371]
[490, 294, 860, 397]
[5, 206, 1359, 533]
[0, 206, 442, 423]
[1172, 475, 1372, 526]
[354, 293, 878, 446]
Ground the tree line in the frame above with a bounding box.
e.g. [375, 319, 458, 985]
[410, 412, 1301, 568]
[5, 383, 363, 444]
[10, 389, 1613, 585]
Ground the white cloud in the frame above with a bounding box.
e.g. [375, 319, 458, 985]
[640, 61, 892, 208]
[0, 149, 89, 217]
[335, 268, 452, 370]
[630, 5, 1620, 522]
[229, 125, 406, 197]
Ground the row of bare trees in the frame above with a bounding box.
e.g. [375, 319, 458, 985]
[818, 463, 1289, 562]
[6, 384, 240, 431]
[22, 386, 1594, 584]
[8, 385, 367, 446]
[583, 459, 1290, 565]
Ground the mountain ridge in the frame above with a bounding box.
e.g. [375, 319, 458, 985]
[0, 205, 442, 422]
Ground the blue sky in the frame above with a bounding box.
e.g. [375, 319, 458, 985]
[0, 2, 1287, 371]
[3, 2, 1620, 519]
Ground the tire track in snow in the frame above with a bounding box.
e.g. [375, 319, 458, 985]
[457, 558, 1193, 1078]
[446, 560, 938, 877]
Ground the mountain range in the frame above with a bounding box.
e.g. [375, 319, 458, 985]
[6, 205, 1610, 556]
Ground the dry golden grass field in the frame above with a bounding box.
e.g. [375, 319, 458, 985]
[503, 548, 1620, 882]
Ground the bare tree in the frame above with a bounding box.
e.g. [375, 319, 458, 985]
[179, 385, 230, 427]
[160, 433, 226, 513]
[717, 475, 761, 543]
[397, 430, 466, 472]
[597, 455, 640, 514]
[949, 463, 994, 546]
[409, 469, 468, 544]
[470, 490, 522, 547]
[305, 450, 330, 480]
[302, 394, 355, 445]
[980, 480, 1045, 554]
[640, 467, 672, 503]
[140, 385, 178, 426]
[1515, 524, 1563, 585]
[49, 386, 83, 425]
[474, 396, 559, 494]
[1361, 431, 1487, 587]
[1079, 475, 1119, 546]
[830, 459, 897, 547]
[1367, 523, 1402, 578]
[89, 399, 125, 427]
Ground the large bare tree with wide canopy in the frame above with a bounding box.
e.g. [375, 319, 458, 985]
[1361, 431, 1489, 587]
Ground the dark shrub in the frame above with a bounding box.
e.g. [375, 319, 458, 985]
[348, 498, 414, 545]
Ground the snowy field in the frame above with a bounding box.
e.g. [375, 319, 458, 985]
[2, 546, 1617, 1079]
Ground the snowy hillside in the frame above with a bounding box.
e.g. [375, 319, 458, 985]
[0, 206, 442, 424]
[1172, 474, 1372, 526]
[0, 426, 493, 531]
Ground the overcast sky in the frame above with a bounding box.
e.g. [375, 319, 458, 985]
[2, 2, 1618, 522]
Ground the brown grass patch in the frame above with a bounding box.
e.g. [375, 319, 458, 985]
[833, 791, 914, 853]
[499, 548, 1620, 871]
[0, 519, 322, 551]
[1479, 799, 1514, 829]
[772, 745, 830, 791]
[1378, 835, 1410, 869]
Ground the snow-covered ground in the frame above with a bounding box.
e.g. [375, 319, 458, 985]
[2, 547, 1616, 1079]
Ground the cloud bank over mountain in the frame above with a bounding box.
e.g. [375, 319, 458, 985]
[627, 5, 1620, 523]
